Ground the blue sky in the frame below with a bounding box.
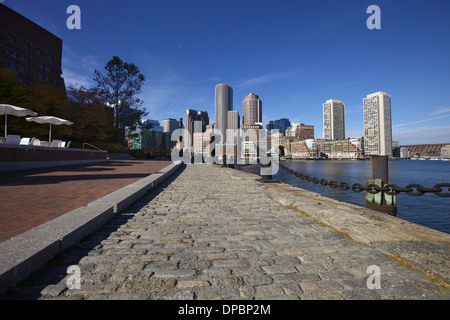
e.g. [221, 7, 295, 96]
[3, 0, 450, 144]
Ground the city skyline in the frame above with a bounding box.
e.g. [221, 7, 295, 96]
[3, 0, 450, 145]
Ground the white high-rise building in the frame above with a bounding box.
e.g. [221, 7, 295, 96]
[323, 99, 345, 140]
[363, 92, 393, 156]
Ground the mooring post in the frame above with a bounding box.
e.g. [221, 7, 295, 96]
[366, 155, 397, 216]
[256, 153, 279, 184]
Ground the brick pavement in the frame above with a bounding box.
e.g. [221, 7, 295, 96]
[2, 164, 450, 300]
[0, 159, 171, 243]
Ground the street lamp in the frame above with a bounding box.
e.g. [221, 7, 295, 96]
[106, 99, 121, 127]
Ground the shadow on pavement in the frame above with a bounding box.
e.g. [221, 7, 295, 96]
[0, 163, 186, 300]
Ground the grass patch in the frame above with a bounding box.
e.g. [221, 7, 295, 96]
[342, 241, 367, 246]
[286, 203, 358, 242]
[332, 230, 353, 240]
[385, 254, 450, 290]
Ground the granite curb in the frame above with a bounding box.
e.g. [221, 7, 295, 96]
[0, 160, 182, 295]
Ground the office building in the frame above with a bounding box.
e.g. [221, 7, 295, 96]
[193, 132, 213, 157]
[215, 84, 233, 143]
[286, 123, 314, 140]
[226, 110, 240, 145]
[185, 109, 209, 148]
[323, 99, 345, 140]
[318, 139, 364, 159]
[161, 118, 179, 135]
[141, 119, 163, 132]
[295, 124, 315, 141]
[226, 110, 240, 131]
[274, 118, 290, 136]
[0, 3, 65, 89]
[242, 93, 262, 126]
[363, 92, 392, 156]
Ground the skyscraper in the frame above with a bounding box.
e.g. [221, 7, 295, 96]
[161, 118, 179, 135]
[242, 93, 262, 126]
[185, 109, 209, 149]
[363, 92, 392, 156]
[323, 99, 345, 140]
[273, 118, 290, 135]
[227, 110, 240, 145]
[215, 84, 233, 143]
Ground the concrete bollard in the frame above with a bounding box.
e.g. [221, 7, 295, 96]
[256, 153, 279, 184]
[366, 156, 397, 216]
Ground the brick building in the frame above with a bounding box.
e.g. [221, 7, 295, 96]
[0, 3, 65, 89]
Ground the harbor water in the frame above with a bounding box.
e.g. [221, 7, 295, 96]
[236, 159, 450, 234]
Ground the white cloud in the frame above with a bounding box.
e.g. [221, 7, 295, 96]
[393, 126, 450, 145]
[61, 46, 100, 88]
[429, 106, 450, 116]
[235, 67, 309, 89]
[392, 114, 450, 129]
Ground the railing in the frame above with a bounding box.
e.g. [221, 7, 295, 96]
[82, 143, 104, 151]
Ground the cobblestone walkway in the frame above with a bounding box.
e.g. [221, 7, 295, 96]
[4, 164, 449, 300]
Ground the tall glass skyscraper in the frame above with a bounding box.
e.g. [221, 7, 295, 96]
[215, 84, 233, 143]
[274, 118, 291, 135]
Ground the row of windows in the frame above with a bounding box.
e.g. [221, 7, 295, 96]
[7, 34, 54, 61]
[5, 61, 54, 84]
[5, 49, 54, 72]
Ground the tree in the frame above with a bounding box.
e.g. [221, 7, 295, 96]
[93, 56, 147, 133]
[65, 85, 122, 145]
[0, 69, 70, 140]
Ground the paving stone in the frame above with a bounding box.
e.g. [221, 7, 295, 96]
[4, 164, 448, 301]
[152, 270, 198, 279]
[255, 284, 285, 298]
[261, 265, 299, 275]
[40, 284, 67, 297]
[212, 259, 250, 268]
[299, 280, 345, 292]
[176, 280, 211, 289]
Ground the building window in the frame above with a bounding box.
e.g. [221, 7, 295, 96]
[8, 34, 15, 43]
[18, 53, 28, 61]
[6, 49, 17, 57]
[7, 62, 16, 70]
[23, 42, 30, 49]
[37, 48, 43, 55]
[48, 55, 54, 61]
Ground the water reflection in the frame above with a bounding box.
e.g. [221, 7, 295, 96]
[236, 159, 450, 234]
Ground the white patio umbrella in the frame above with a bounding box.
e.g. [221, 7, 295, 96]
[26, 116, 73, 142]
[0, 104, 38, 137]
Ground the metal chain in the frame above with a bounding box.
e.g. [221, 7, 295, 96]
[279, 164, 450, 198]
